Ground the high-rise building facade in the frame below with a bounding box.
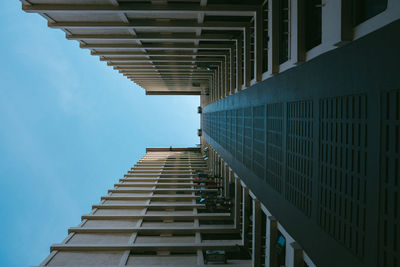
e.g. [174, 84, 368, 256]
[23, 1, 400, 267]
[39, 147, 253, 266]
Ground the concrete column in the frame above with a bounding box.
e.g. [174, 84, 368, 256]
[213, 71, 216, 102]
[268, 0, 280, 74]
[211, 73, 215, 102]
[215, 156, 218, 177]
[212, 70, 216, 101]
[221, 162, 226, 196]
[216, 66, 220, 100]
[220, 61, 225, 99]
[321, 0, 352, 46]
[225, 52, 229, 97]
[234, 176, 242, 230]
[214, 151, 218, 177]
[230, 46, 235, 94]
[236, 37, 243, 91]
[252, 199, 262, 267]
[287, 242, 303, 267]
[211, 151, 215, 176]
[224, 164, 229, 197]
[214, 69, 218, 101]
[254, 7, 264, 81]
[290, 0, 305, 64]
[213, 150, 217, 176]
[266, 216, 278, 267]
[244, 26, 251, 87]
[242, 187, 250, 248]
[219, 62, 224, 99]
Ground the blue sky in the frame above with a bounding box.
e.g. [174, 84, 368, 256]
[0, 2, 200, 266]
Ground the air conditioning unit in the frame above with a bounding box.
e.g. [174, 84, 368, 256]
[198, 129, 202, 136]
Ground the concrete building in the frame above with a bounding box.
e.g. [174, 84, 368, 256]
[22, 1, 400, 267]
[39, 147, 254, 266]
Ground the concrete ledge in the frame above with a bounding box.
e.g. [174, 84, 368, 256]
[108, 188, 218, 193]
[145, 91, 202, 95]
[101, 195, 199, 200]
[146, 147, 201, 152]
[81, 213, 231, 220]
[50, 242, 243, 252]
[92, 204, 206, 209]
[68, 226, 238, 234]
